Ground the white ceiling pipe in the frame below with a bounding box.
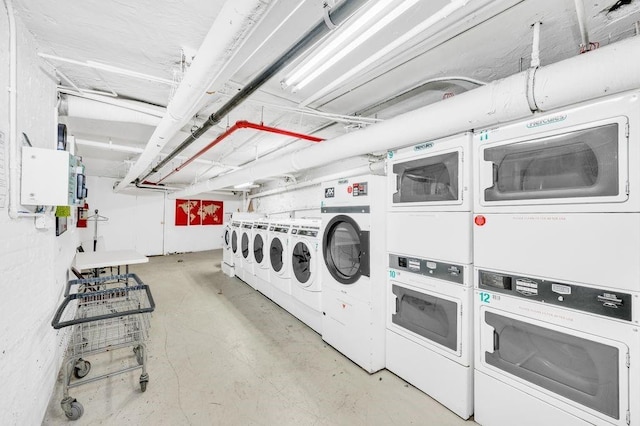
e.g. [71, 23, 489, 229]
[172, 35, 640, 199]
[114, 0, 266, 193]
[75, 138, 214, 165]
[60, 95, 163, 126]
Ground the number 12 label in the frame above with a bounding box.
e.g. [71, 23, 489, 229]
[479, 292, 490, 303]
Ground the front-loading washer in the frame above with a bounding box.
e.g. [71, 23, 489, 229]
[222, 221, 234, 277]
[289, 218, 322, 334]
[268, 221, 293, 312]
[474, 267, 640, 426]
[230, 220, 242, 280]
[253, 220, 271, 298]
[386, 253, 473, 419]
[240, 220, 256, 289]
[321, 174, 387, 373]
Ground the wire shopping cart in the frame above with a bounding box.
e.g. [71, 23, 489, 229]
[51, 273, 155, 420]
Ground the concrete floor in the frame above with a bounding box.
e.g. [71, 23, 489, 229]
[43, 250, 478, 425]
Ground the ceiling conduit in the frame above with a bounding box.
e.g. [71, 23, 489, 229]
[113, 0, 268, 193]
[172, 35, 640, 198]
[155, 120, 323, 183]
[60, 94, 164, 126]
[137, 0, 371, 184]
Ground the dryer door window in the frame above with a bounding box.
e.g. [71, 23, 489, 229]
[482, 311, 621, 420]
[241, 233, 249, 259]
[392, 151, 459, 204]
[323, 215, 370, 285]
[292, 241, 312, 284]
[253, 234, 264, 264]
[231, 230, 238, 254]
[391, 284, 458, 351]
[270, 237, 283, 272]
[481, 123, 621, 204]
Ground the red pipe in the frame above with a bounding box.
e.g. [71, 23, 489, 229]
[155, 120, 323, 184]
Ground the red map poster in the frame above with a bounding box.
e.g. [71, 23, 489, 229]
[175, 199, 190, 226]
[189, 200, 201, 225]
[201, 200, 223, 225]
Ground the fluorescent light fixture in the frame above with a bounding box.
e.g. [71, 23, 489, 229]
[233, 181, 255, 189]
[294, 0, 421, 91]
[283, 0, 395, 88]
[299, 0, 470, 106]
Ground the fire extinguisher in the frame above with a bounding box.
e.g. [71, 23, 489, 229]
[77, 203, 89, 228]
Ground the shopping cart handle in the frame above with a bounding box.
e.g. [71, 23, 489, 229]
[51, 284, 156, 330]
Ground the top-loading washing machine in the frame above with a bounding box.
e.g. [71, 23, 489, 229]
[387, 132, 473, 264]
[289, 218, 322, 334]
[222, 221, 234, 277]
[321, 174, 387, 373]
[473, 90, 640, 292]
[240, 220, 257, 289]
[267, 220, 294, 312]
[474, 267, 640, 426]
[253, 220, 271, 298]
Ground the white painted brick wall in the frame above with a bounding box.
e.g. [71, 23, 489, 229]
[0, 5, 78, 424]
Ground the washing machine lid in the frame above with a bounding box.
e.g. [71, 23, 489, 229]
[323, 215, 369, 284]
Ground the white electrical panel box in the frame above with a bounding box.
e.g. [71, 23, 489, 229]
[21, 147, 86, 206]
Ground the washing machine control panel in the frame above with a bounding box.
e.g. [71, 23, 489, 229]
[478, 270, 633, 321]
[389, 254, 464, 285]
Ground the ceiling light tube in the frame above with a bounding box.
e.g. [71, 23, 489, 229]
[295, 0, 421, 91]
[233, 181, 255, 189]
[283, 0, 394, 87]
[300, 0, 470, 106]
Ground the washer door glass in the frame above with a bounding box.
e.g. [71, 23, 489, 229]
[224, 229, 230, 246]
[323, 215, 369, 285]
[231, 230, 238, 253]
[483, 311, 620, 419]
[241, 233, 249, 259]
[392, 284, 458, 351]
[270, 237, 283, 272]
[253, 234, 264, 263]
[292, 241, 312, 284]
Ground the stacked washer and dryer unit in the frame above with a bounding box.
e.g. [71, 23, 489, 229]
[473, 91, 640, 426]
[385, 133, 474, 419]
[320, 175, 387, 373]
[289, 219, 322, 334]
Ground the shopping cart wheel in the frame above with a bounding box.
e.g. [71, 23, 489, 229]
[73, 359, 91, 379]
[139, 373, 149, 392]
[64, 400, 84, 420]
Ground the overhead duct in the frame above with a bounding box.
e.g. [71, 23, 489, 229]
[113, 0, 269, 192]
[137, 0, 371, 183]
[60, 95, 163, 126]
[172, 35, 640, 198]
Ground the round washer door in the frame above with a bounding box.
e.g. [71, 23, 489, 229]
[253, 234, 264, 264]
[323, 215, 369, 285]
[292, 240, 315, 286]
[231, 230, 238, 254]
[241, 232, 250, 259]
[270, 237, 283, 272]
[224, 229, 230, 247]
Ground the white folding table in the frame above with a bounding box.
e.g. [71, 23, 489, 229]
[74, 250, 149, 276]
